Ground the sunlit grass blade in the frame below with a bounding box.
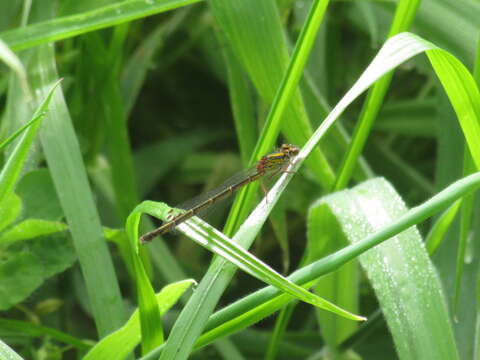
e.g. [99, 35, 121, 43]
[316, 178, 458, 359]
[427, 49, 480, 170]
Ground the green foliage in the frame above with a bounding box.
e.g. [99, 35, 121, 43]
[0, 0, 479, 359]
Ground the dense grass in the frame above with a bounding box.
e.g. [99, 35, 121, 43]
[0, 0, 479, 359]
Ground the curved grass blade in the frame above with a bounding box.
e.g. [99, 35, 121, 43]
[138, 201, 365, 321]
[0, 37, 30, 97]
[333, 0, 421, 189]
[314, 178, 458, 359]
[125, 203, 165, 354]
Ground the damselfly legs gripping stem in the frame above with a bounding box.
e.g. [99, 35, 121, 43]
[140, 144, 299, 244]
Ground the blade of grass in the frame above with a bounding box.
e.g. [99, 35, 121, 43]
[0, 80, 60, 203]
[222, 43, 257, 165]
[84, 280, 195, 360]
[453, 152, 476, 314]
[0, 319, 92, 350]
[102, 42, 138, 221]
[427, 49, 480, 170]
[452, 37, 480, 318]
[334, 0, 421, 190]
[318, 178, 458, 359]
[125, 203, 164, 354]
[265, 302, 296, 360]
[30, 1, 126, 336]
[121, 7, 191, 116]
[0, 38, 30, 98]
[0, 112, 44, 150]
[425, 200, 462, 255]
[0, 0, 203, 51]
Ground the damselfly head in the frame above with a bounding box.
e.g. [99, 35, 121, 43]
[280, 144, 300, 157]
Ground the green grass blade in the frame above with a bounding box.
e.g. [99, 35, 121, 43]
[307, 200, 359, 348]
[318, 178, 458, 359]
[334, 0, 421, 190]
[264, 302, 296, 360]
[0, 80, 60, 203]
[121, 8, 190, 116]
[0, 0, 202, 51]
[427, 49, 480, 170]
[32, 41, 126, 338]
[0, 112, 44, 151]
[84, 280, 196, 360]
[125, 203, 165, 353]
[222, 44, 256, 165]
[425, 200, 462, 255]
[453, 153, 476, 313]
[0, 219, 67, 244]
[0, 319, 92, 350]
[0, 37, 30, 97]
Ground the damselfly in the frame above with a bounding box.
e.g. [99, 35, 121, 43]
[140, 144, 300, 243]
